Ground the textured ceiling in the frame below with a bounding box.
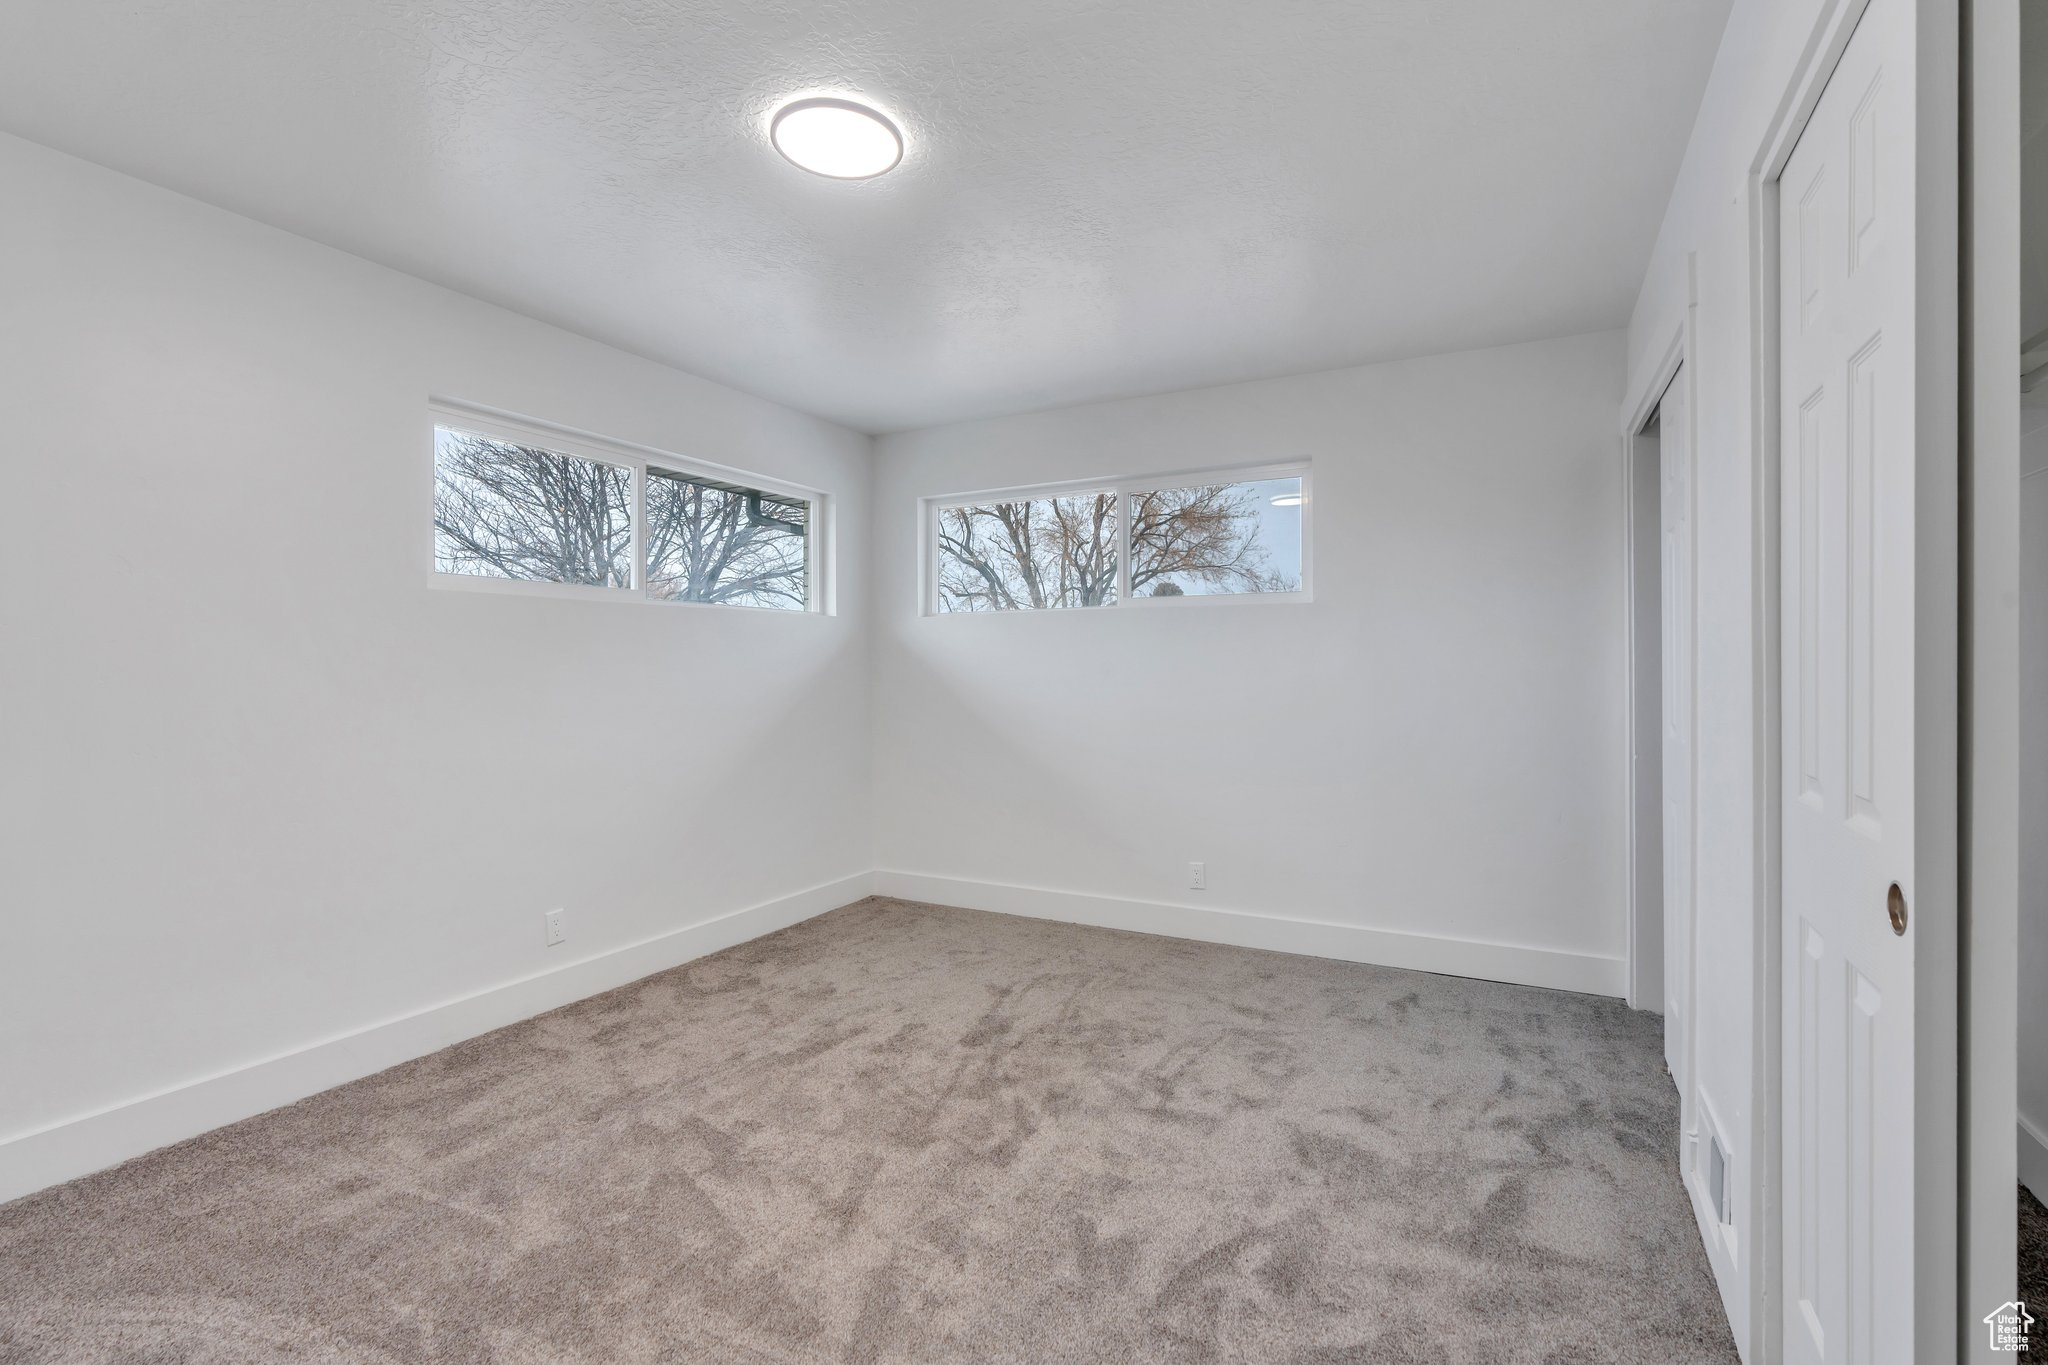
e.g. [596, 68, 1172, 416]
[0, 0, 1732, 433]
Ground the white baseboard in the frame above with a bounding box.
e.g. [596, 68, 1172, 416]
[2022, 1112, 2048, 1205]
[873, 871, 1628, 998]
[0, 872, 873, 1208]
[0, 869, 1628, 1208]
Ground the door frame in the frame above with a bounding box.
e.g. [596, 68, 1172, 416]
[1746, 0, 1963, 1359]
[1960, 0, 2021, 1349]
[1623, 306, 1695, 1022]
[1625, 414, 1666, 1018]
[1625, 261, 1747, 1327]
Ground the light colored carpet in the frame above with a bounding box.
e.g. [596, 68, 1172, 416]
[2023, 1184, 2047, 1359]
[0, 897, 1738, 1363]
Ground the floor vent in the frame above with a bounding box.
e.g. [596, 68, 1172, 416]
[1708, 1133, 1732, 1224]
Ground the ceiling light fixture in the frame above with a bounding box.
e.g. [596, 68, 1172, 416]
[1270, 494, 1304, 507]
[770, 97, 904, 180]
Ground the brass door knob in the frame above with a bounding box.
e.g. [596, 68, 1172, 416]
[1887, 883, 1907, 936]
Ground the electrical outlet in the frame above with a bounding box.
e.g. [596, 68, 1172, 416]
[544, 909, 566, 947]
[1189, 862, 1207, 891]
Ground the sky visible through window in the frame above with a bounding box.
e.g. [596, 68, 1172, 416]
[1130, 477, 1301, 598]
[432, 425, 813, 609]
[432, 427, 632, 587]
[935, 474, 1302, 611]
[644, 466, 809, 609]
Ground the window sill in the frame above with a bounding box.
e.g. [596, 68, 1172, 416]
[428, 571, 831, 616]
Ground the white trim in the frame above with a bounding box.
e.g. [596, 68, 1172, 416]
[872, 870, 1628, 997]
[426, 571, 642, 605]
[1738, 1, 1963, 1358]
[921, 460, 1313, 616]
[1114, 588, 1312, 610]
[1739, 8, 1883, 1363]
[0, 872, 874, 1209]
[1622, 425, 1658, 1013]
[920, 458, 1310, 513]
[1622, 316, 1689, 438]
[2020, 1115, 2048, 1206]
[424, 568, 835, 616]
[1961, 0, 2023, 1338]
[0, 868, 1632, 1210]
[1620, 289, 1697, 1025]
[1622, 260, 1717, 1314]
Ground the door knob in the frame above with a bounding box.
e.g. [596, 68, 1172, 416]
[1887, 883, 1907, 936]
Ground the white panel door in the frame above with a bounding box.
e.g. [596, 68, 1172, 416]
[1778, 0, 1917, 1360]
[1660, 368, 1693, 1098]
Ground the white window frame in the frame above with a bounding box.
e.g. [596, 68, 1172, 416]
[427, 399, 832, 615]
[921, 460, 1312, 616]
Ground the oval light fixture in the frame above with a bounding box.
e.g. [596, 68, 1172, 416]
[770, 97, 904, 180]
[1270, 494, 1304, 507]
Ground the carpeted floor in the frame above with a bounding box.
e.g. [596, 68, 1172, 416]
[0, 897, 1737, 1363]
[2023, 1183, 2048, 1359]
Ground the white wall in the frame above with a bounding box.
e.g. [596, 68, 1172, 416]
[2022, 0, 2048, 1207]
[1624, 0, 1956, 1355]
[0, 133, 874, 1199]
[869, 331, 1631, 997]
[2022, 406, 2048, 1201]
[1622, 3, 1819, 1354]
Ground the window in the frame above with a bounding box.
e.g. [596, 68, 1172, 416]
[430, 409, 825, 612]
[928, 467, 1308, 613]
[645, 467, 809, 609]
[433, 428, 633, 587]
[934, 491, 1119, 612]
[1128, 476, 1303, 598]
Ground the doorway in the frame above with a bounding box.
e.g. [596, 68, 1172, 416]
[1630, 364, 1695, 1116]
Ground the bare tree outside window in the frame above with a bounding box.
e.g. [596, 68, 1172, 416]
[1128, 477, 1302, 597]
[935, 492, 1120, 611]
[433, 428, 632, 586]
[934, 475, 1302, 611]
[645, 467, 810, 610]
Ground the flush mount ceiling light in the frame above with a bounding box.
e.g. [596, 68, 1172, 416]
[770, 97, 904, 180]
[1270, 494, 1304, 507]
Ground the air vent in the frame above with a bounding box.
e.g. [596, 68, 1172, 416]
[1708, 1133, 1732, 1224]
